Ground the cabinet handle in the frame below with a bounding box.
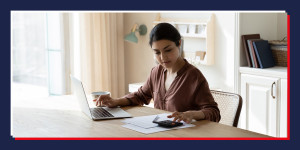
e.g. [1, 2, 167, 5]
[271, 82, 276, 99]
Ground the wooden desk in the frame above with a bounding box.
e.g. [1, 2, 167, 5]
[12, 95, 270, 138]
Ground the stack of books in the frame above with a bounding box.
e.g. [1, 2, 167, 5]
[241, 34, 275, 69]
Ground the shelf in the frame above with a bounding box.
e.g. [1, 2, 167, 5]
[239, 66, 287, 78]
[181, 33, 206, 38]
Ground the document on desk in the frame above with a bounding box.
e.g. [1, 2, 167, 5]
[122, 113, 195, 134]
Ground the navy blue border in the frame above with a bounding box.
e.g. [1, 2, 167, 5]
[2, 0, 300, 149]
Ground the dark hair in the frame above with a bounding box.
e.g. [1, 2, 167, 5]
[149, 23, 181, 48]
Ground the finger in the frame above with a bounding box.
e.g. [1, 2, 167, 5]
[96, 96, 102, 106]
[99, 95, 110, 106]
[177, 115, 184, 122]
[95, 99, 99, 106]
[172, 116, 179, 122]
[170, 112, 179, 118]
[175, 116, 181, 122]
[176, 118, 183, 123]
[167, 112, 175, 118]
[96, 101, 101, 107]
[98, 96, 104, 106]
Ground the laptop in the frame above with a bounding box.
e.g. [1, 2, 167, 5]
[70, 76, 132, 120]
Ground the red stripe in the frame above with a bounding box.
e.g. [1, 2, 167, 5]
[14, 137, 289, 140]
[287, 14, 290, 140]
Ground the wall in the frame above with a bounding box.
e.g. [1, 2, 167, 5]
[198, 12, 236, 92]
[124, 12, 237, 93]
[277, 13, 288, 40]
[123, 13, 157, 94]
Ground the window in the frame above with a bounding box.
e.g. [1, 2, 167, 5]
[11, 12, 70, 101]
[12, 12, 48, 99]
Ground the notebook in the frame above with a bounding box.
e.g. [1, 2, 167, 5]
[70, 76, 132, 120]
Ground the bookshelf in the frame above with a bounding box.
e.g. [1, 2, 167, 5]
[153, 13, 214, 65]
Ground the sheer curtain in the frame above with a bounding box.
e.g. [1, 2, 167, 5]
[78, 13, 125, 98]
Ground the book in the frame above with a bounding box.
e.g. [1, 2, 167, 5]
[252, 40, 275, 68]
[241, 34, 261, 67]
[247, 40, 255, 68]
[247, 39, 263, 68]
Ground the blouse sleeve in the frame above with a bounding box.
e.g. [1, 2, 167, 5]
[195, 79, 221, 122]
[123, 68, 154, 106]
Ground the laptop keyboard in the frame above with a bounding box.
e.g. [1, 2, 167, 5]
[91, 107, 114, 118]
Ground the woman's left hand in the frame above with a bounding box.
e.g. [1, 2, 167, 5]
[167, 111, 193, 124]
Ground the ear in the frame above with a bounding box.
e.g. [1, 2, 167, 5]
[178, 39, 182, 47]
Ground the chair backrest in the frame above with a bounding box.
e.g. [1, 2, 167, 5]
[211, 90, 243, 127]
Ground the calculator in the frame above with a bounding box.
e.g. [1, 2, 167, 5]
[152, 115, 183, 128]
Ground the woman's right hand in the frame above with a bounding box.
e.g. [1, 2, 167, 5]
[94, 95, 119, 108]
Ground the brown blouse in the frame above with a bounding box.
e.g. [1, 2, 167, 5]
[124, 60, 221, 122]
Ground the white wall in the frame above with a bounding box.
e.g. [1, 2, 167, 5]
[124, 12, 237, 93]
[277, 13, 288, 40]
[198, 12, 236, 92]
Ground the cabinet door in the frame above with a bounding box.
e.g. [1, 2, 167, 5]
[280, 79, 287, 137]
[240, 74, 279, 137]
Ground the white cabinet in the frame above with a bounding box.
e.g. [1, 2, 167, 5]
[239, 67, 287, 137]
[240, 74, 279, 137]
[280, 78, 287, 137]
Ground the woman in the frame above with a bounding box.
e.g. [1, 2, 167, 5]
[96, 23, 220, 123]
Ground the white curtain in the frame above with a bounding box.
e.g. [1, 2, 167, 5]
[78, 13, 125, 98]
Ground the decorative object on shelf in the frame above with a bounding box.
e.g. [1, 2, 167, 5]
[197, 24, 206, 36]
[197, 51, 206, 60]
[178, 24, 188, 35]
[188, 24, 196, 34]
[269, 36, 287, 67]
[183, 51, 206, 66]
[124, 24, 147, 43]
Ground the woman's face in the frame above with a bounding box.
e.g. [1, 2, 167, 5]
[152, 39, 181, 69]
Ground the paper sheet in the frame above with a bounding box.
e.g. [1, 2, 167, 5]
[121, 113, 196, 134]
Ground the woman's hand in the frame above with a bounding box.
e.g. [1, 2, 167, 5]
[94, 95, 119, 108]
[167, 110, 205, 123]
[167, 111, 194, 124]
